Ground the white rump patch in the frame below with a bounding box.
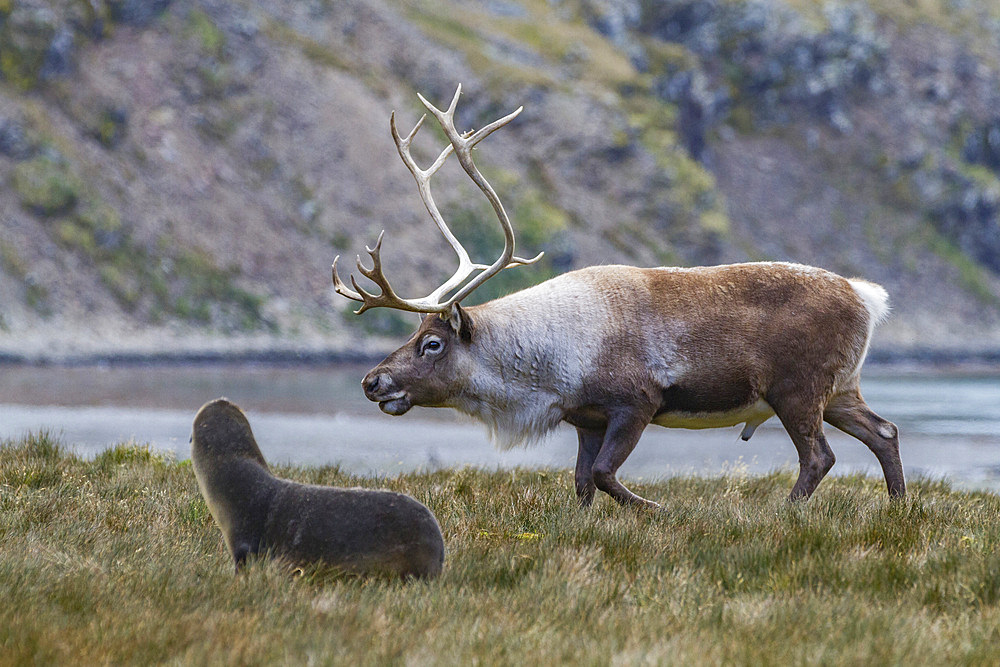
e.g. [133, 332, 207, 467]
[848, 278, 890, 326]
[835, 278, 891, 391]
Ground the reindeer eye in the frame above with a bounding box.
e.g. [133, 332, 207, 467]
[420, 336, 443, 356]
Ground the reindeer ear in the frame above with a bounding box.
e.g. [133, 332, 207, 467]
[446, 303, 474, 342]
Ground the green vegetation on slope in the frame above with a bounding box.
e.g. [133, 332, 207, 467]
[4, 139, 271, 330]
[2, 0, 1000, 345]
[2, 433, 999, 664]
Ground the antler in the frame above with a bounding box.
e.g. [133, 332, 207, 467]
[332, 84, 543, 315]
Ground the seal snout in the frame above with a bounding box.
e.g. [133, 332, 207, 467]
[362, 371, 412, 415]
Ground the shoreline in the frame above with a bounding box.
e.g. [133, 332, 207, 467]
[0, 347, 384, 368]
[0, 345, 998, 372]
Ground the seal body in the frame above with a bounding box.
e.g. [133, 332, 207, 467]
[191, 398, 445, 578]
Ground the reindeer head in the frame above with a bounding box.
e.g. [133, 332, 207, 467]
[333, 85, 541, 414]
[359, 309, 476, 414]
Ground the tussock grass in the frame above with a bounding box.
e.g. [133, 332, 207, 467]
[2, 433, 999, 664]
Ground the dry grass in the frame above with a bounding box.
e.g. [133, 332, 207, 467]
[2, 432, 999, 665]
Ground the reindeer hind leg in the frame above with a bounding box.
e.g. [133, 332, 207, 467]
[769, 393, 836, 501]
[824, 390, 905, 498]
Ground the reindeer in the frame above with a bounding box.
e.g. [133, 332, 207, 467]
[333, 85, 905, 509]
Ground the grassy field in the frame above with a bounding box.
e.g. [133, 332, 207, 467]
[2, 432, 999, 665]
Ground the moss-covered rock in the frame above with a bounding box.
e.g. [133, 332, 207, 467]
[0, 5, 58, 90]
[0, 0, 155, 91]
[11, 154, 82, 216]
[90, 105, 129, 148]
[890, 141, 1000, 276]
[74, 199, 124, 248]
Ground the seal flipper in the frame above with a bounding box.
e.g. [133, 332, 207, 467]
[232, 542, 255, 573]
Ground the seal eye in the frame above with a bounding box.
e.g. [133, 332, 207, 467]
[420, 336, 444, 356]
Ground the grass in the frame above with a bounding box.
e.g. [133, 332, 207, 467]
[2, 432, 1000, 664]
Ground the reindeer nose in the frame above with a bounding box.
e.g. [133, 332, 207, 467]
[363, 372, 391, 400]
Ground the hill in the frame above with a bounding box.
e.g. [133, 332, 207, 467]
[2, 0, 1000, 361]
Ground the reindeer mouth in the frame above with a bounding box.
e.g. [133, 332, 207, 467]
[377, 392, 412, 416]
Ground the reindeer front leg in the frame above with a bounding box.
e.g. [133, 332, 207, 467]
[591, 410, 660, 510]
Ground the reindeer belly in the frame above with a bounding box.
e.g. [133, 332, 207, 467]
[651, 378, 773, 431]
[651, 399, 774, 430]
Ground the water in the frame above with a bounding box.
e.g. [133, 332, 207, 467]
[0, 363, 997, 491]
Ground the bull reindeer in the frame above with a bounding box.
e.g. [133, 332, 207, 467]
[333, 85, 904, 508]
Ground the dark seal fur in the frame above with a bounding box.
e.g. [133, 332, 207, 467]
[191, 398, 445, 578]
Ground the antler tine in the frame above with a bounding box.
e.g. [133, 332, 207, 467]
[389, 104, 486, 306]
[416, 85, 542, 308]
[416, 85, 523, 150]
[355, 230, 391, 287]
[332, 84, 543, 316]
[332, 232, 394, 314]
[334, 231, 443, 315]
[391, 112, 454, 180]
[332, 255, 363, 303]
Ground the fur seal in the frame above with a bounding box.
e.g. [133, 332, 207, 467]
[190, 398, 445, 579]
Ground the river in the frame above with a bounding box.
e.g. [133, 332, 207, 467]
[0, 363, 997, 491]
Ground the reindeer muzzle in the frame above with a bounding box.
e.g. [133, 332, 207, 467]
[363, 372, 412, 415]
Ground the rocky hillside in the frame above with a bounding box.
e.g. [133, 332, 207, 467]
[2, 0, 999, 361]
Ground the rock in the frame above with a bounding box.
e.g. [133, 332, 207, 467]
[630, 0, 887, 132]
[92, 105, 129, 149]
[654, 68, 726, 161]
[580, 0, 640, 47]
[962, 118, 1000, 172]
[579, 0, 647, 70]
[107, 0, 172, 26]
[39, 25, 75, 80]
[0, 118, 37, 160]
[906, 157, 1000, 274]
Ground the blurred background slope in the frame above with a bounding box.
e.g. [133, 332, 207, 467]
[1, 0, 998, 361]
